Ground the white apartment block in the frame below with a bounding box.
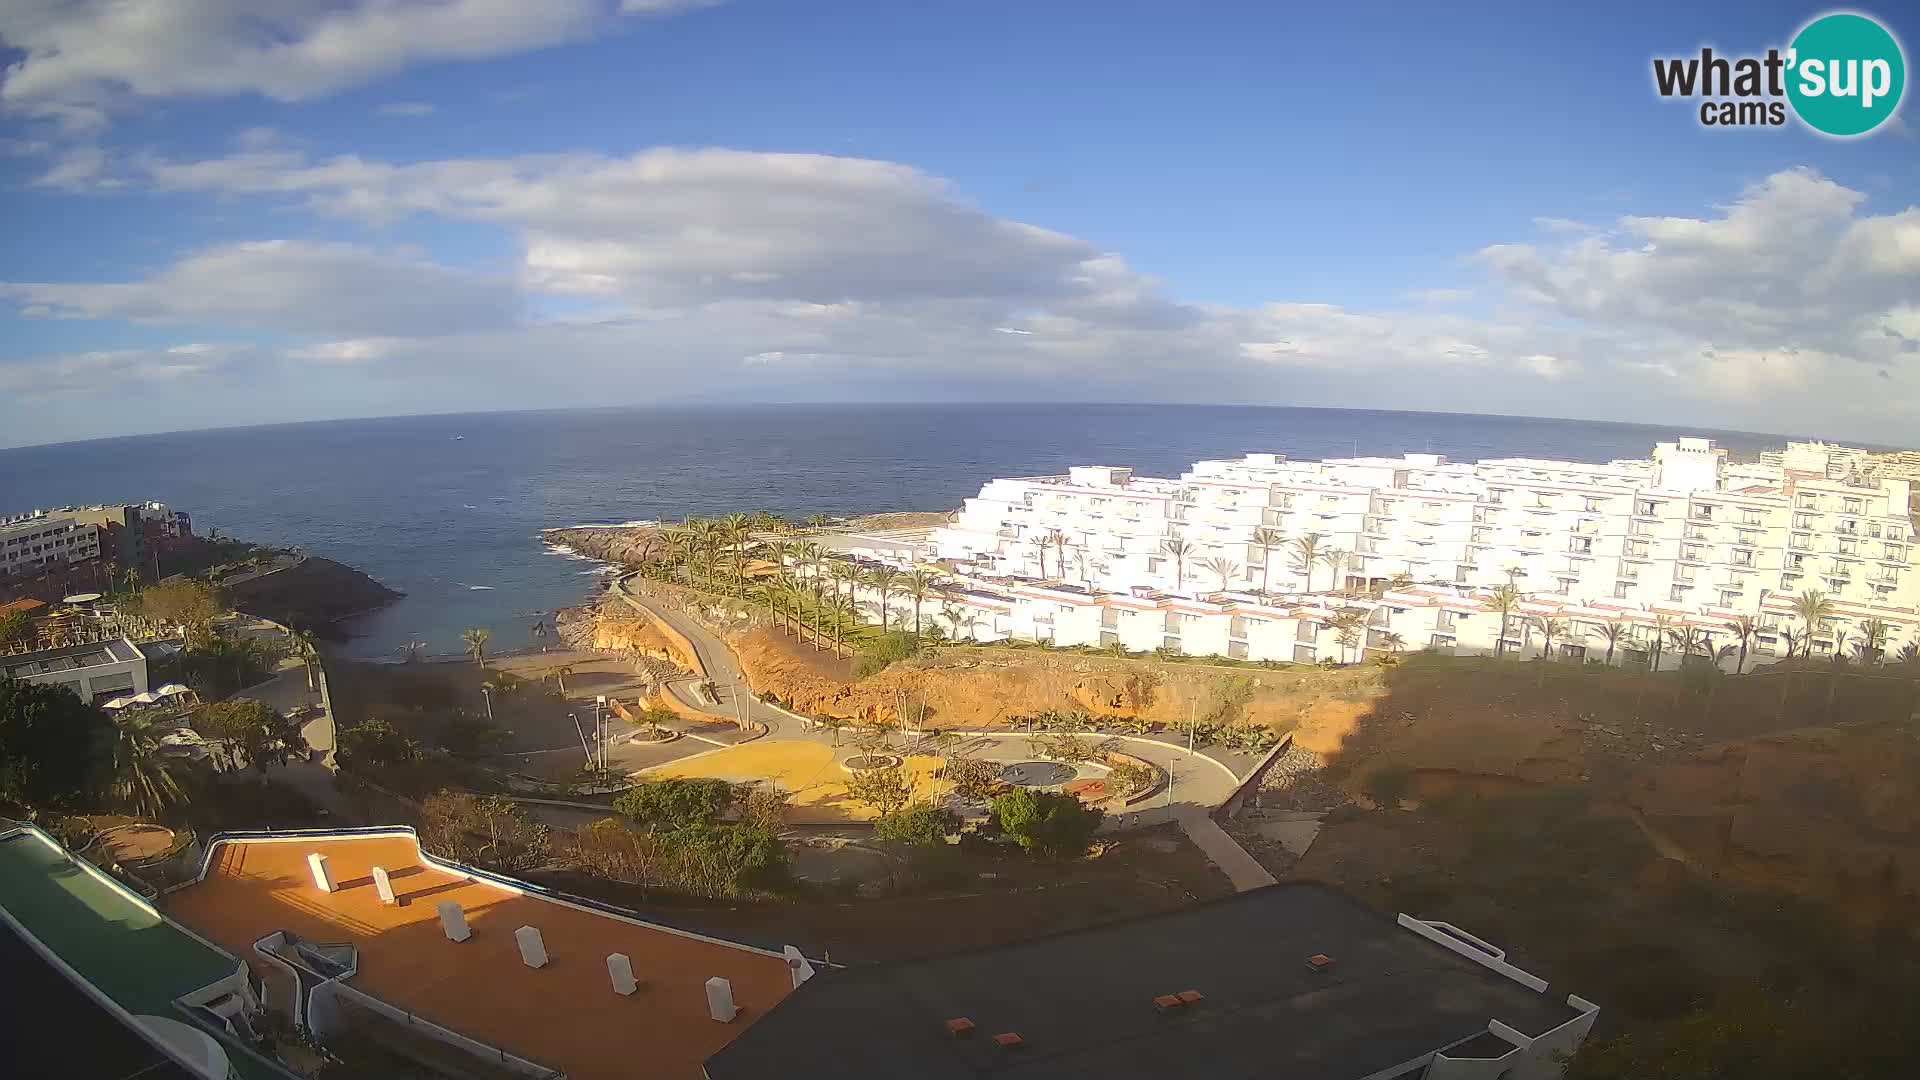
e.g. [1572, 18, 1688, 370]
[0, 513, 102, 579]
[819, 438, 1919, 670]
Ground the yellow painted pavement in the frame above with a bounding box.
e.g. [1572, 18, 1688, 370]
[641, 740, 946, 823]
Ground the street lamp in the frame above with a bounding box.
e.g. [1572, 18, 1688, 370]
[595, 695, 608, 776]
[480, 686, 493, 721]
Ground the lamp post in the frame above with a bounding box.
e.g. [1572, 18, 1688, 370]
[595, 695, 608, 777]
[480, 686, 493, 721]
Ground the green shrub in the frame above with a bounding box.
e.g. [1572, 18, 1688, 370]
[667, 823, 788, 887]
[991, 787, 1103, 857]
[612, 778, 736, 829]
[852, 630, 921, 678]
[874, 801, 958, 847]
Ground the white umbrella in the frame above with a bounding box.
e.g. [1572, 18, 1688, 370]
[102, 697, 135, 710]
[130, 691, 161, 705]
[155, 684, 192, 697]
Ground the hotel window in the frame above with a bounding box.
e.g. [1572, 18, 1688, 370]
[1890, 545, 1910, 562]
[1584, 497, 1604, 513]
[1670, 585, 1687, 601]
[1793, 513, 1813, 529]
[1676, 566, 1695, 583]
[1682, 544, 1703, 561]
[1613, 582, 1631, 599]
[1556, 576, 1578, 594]
[1627, 539, 1649, 558]
[1798, 493, 1819, 509]
[1839, 538, 1858, 555]
[1844, 498, 1864, 514]
[1636, 499, 1657, 516]
[1789, 533, 1811, 550]
[1692, 504, 1715, 520]
[1731, 550, 1752, 567]
[1781, 572, 1801, 589]
[1720, 590, 1740, 607]
[1836, 519, 1857, 534]
[1889, 527, 1905, 543]
[1742, 509, 1764, 525]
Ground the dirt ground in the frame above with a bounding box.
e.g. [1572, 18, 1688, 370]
[535, 822, 1232, 964]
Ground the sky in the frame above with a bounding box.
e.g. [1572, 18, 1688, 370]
[1, 0, 1916, 449]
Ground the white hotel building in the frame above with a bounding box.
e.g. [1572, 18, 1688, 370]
[825, 438, 1918, 669]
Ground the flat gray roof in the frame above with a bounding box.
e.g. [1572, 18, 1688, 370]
[706, 882, 1579, 1080]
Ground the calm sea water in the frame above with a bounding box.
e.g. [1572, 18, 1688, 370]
[0, 404, 1794, 659]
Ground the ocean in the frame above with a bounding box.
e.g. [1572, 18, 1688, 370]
[0, 403, 1798, 660]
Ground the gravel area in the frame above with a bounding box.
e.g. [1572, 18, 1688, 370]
[1253, 745, 1350, 812]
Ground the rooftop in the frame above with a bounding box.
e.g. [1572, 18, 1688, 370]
[706, 882, 1582, 1080]
[1, 637, 143, 678]
[0, 824, 283, 1080]
[167, 830, 797, 1080]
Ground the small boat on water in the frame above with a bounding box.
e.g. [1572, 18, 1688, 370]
[451, 435, 465, 441]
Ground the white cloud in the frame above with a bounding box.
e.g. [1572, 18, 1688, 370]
[0, 343, 254, 396]
[1407, 287, 1472, 305]
[0, 1, 717, 124]
[1, 240, 518, 337]
[30, 144, 109, 189]
[14, 152, 1920, 442]
[376, 102, 436, 118]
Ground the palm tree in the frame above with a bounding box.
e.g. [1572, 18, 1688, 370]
[462, 627, 491, 668]
[1855, 618, 1889, 665]
[1667, 625, 1707, 666]
[1729, 615, 1758, 674]
[1330, 609, 1367, 663]
[1321, 547, 1349, 594]
[1160, 538, 1193, 591]
[1291, 533, 1326, 592]
[1776, 626, 1802, 719]
[1486, 583, 1522, 657]
[826, 589, 852, 657]
[721, 513, 753, 591]
[1649, 614, 1673, 671]
[796, 541, 827, 602]
[289, 627, 319, 692]
[1028, 534, 1050, 579]
[804, 514, 831, 532]
[399, 638, 426, 663]
[554, 664, 576, 698]
[1380, 631, 1407, 657]
[1249, 528, 1286, 597]
[1599, 618, 1629, 666]
[1201, 556, 1241, 594]
[1047, 530, 1070, 584]
[112, 711, 185, 818]
[1791, 589, 1833, 659]
[1534, 616, 1567, 664]
[121, 566, 141, 593]
[827, 560, 858, 613]
[903, 568, 940, 638]
[941, 601, 970, 641]
[865, 566, 901, 632]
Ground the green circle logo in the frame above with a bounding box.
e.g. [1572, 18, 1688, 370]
[1787, 12, 1906, 136]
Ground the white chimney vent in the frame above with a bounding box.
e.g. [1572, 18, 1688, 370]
[437, 901, 470, 942]
[607, 953, 637, 996]
[371, 865, 396, 905]
[783, 945, 816, 988]
[306, 853, 334, 894]
[705, 976, 738, 1022]
[515, 926, 548, 969]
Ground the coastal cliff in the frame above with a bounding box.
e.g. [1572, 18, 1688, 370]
[226, 556, 403, 638]
[543, 526, 664, 567]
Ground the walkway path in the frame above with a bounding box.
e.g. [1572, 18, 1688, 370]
[606, 573, 1276, 883]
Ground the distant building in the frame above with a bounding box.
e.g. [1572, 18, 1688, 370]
[1, 637, 148, 703]
[813, 436, 1918, 668]
[57, 502, 192, 574]
[707, 882, 1598, 1080]
[0, 513, 101, 579]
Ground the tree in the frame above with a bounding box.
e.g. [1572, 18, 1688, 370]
[1791, 589, 1833, 659]
[336, 718, 422, 774]
[845, 763, 912, 817]
[553, 665, 576, 699]
[1047, 530, 1071, 584]
[1160, 538, 1193, 591]
[1729, 614, 1758, 674]
[111, 710, 187, 819]
[398, 638, 426, 663]
[1028, 534, 1050, 578]
[874, 801, 958, 846]
[796, 541, 826, 603]
[1330, 609, 1367, 663]
[865, 565, 901, 632]
[1249, 528, 1286, 597]
[1201, 556, 1241, 594]
[0, 675, 113, 813]
[1534, 615, 1568, 661]
[1380, 631, 1407, 657]
[1648, 614, 1673, 672]
[288, 627, 319, 692]
[1600, 619, 1629, 666]
[1321, 547, 1349, 593]
[903, 568, 940, 638]
[613, 778, 736, 830]
[1486, 583, 1522, 657]
[939, 753, 999, 803]
[1854, 618, 1889, 665]
[134, 579, 223, 635]
[992, 788, 1103, 857]
[192, 698, 282, 773]
[419, 792, 550, 874]
[0, 608, 31, 646]
[461, 627, 491, 668]
[1291, 533, 1326, 592]
[175, 630, 283, 698]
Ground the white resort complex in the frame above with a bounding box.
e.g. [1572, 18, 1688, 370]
[819, 438, 1919, 669]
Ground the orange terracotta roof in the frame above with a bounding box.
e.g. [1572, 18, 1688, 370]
[167, 832, 793, 1080]
[1, 597, 47, 614]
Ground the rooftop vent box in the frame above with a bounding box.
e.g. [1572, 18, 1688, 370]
[992, 1032, 1024, 1049]
[1307, 953, 1335, 972]
[945, 1017, 975, 1038]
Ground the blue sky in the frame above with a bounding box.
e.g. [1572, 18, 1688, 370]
[2, 0, 1916, 448]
